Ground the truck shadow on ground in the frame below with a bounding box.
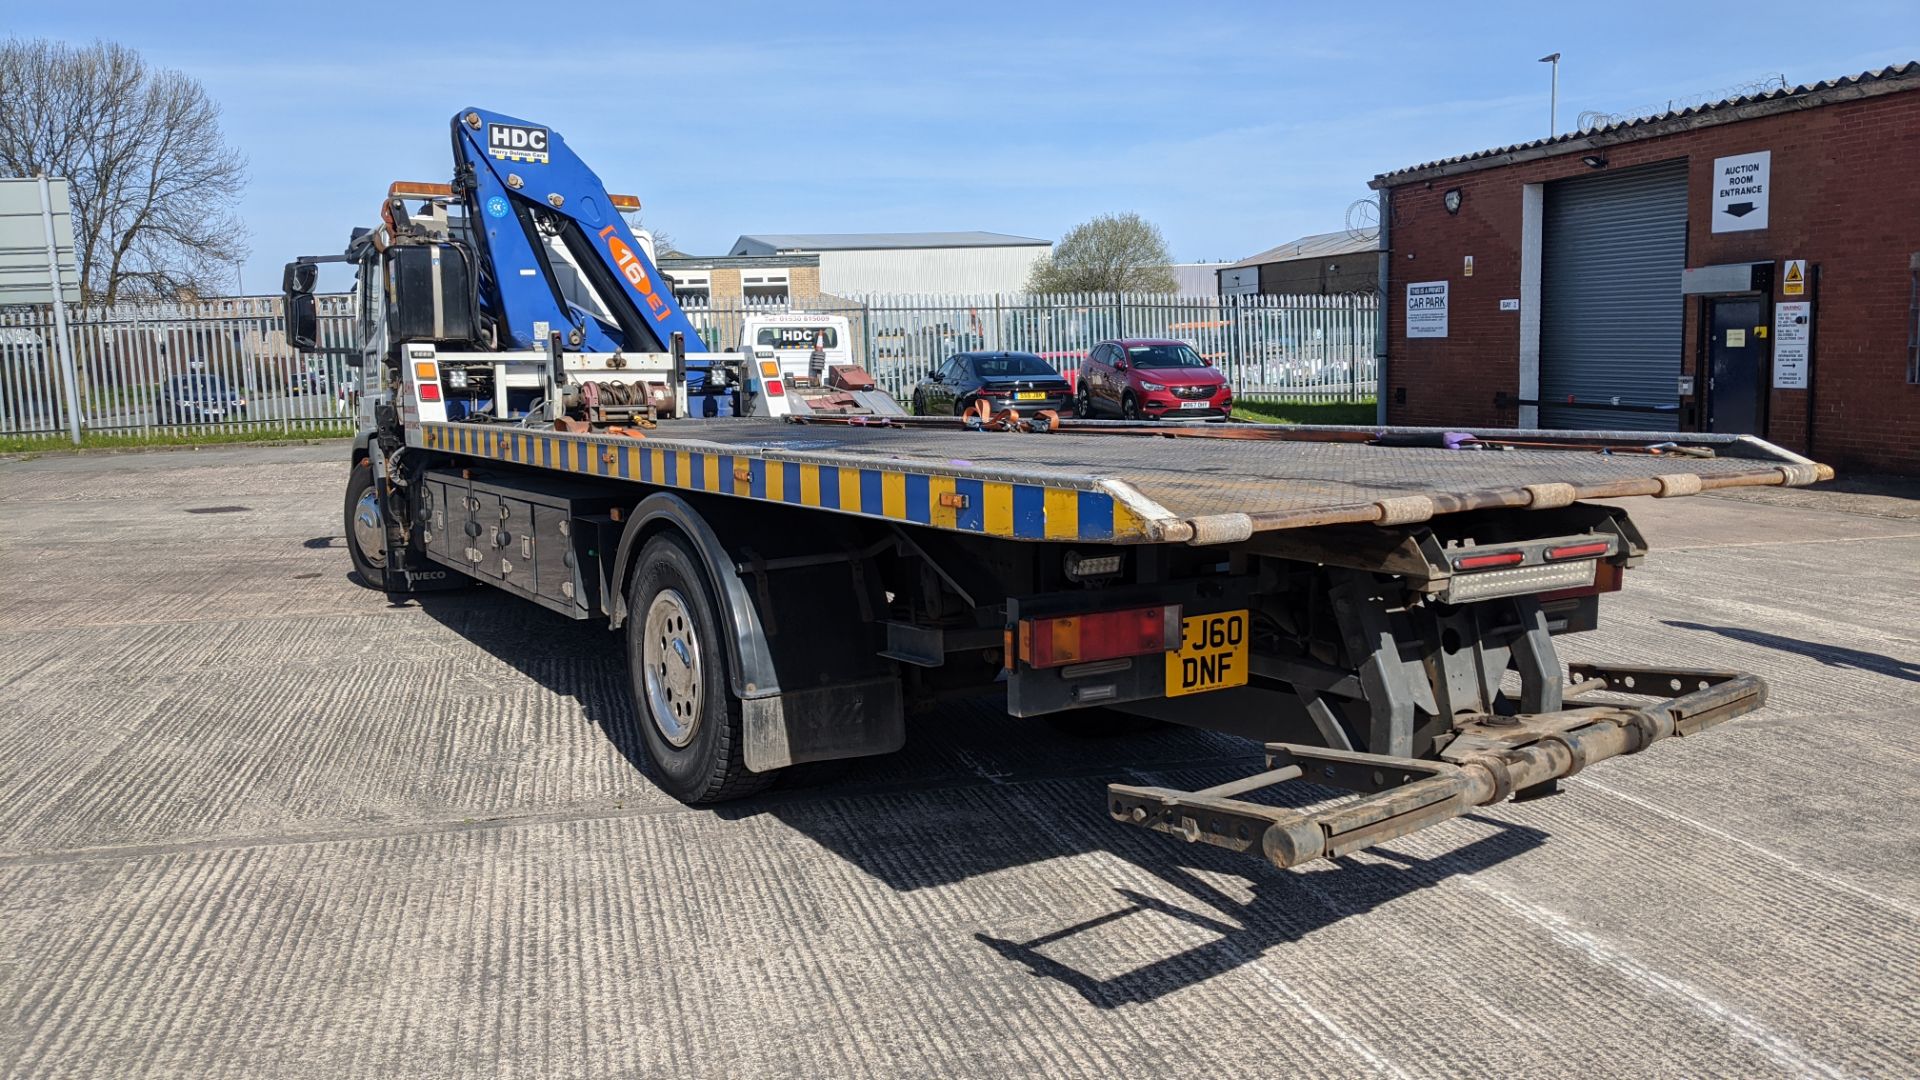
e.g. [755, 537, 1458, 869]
[1663, 619, 1920, 684]
[974, 821, 1542, 1008]
[410, 587, 1549, 1004]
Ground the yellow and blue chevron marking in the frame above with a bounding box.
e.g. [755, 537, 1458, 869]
[418, 422, 1150, 543]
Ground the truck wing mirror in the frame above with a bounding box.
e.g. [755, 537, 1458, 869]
[282, 260, 318, 296]
[286, 292, 319, 352]
[281, 260, 321, 352]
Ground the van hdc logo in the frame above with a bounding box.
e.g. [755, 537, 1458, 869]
[486, 123, 549, 164]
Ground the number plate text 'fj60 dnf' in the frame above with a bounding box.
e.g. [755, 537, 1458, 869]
[1166, 610, 1248, 697]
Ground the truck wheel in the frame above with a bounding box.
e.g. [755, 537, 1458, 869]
[627, 533, 774, 804]
[344, 458, 392, 590]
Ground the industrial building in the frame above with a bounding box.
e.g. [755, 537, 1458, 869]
[1370, 62, 1920, 474]
[1217, 231, 1380, 297]
[726, 232, 1051, 295]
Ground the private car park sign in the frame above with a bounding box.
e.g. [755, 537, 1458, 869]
[1407, 281, 1448, 338]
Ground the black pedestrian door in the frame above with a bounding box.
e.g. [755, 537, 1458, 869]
[1707, 298, 1765, 434]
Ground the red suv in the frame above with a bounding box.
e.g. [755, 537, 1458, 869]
[1076, 339, 1232, 420]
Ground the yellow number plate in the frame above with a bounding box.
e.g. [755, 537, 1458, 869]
[1015, 391, 1047, 401]
[1165, 610, 1249, 697]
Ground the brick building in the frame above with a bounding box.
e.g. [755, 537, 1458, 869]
[1369, 63, 1920, 473]
[656, 253, 823, 308]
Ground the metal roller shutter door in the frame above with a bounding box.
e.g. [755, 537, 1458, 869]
[1540, 159, 1688, 430]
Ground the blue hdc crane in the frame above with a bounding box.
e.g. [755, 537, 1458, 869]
[447, 107, 718, 397]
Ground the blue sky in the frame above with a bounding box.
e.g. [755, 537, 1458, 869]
[8, 1, 1916, 292]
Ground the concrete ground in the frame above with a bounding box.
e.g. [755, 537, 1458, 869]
[1, 444, 1915, 1079]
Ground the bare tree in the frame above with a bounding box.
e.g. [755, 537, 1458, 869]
[0, 38, 248, 304]
[620, 210, 676, 258]
[1027, 212, 1178, 294]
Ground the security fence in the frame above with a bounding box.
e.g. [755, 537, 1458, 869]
[0, 295, 360, 441]
[682, 291, 1378, 402]
[1, 291, 1375, 441]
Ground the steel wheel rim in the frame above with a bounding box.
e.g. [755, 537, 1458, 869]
[351, 487, 387, 568]
[642, 588, 702, 748]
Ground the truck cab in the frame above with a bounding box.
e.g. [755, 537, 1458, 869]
[740, 313, 853, 382]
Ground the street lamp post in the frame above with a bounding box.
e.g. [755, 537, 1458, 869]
[1539, 53, 1561, 136]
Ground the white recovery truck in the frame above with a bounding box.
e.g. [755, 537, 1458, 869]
[283, 107, 1832, 871]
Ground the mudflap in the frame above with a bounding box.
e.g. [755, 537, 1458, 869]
[1107, 665, 1765, 870]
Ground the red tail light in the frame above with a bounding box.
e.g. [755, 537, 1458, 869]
[765, 379, 784, 397]
[1454, 551, 1525, 571]
[1546, 540, 1611, 561]
[417, 382, 442, 402]
[1018, 605, 1180, 669]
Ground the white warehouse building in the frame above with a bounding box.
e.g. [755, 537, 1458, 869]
[727, 232, 1051, 295]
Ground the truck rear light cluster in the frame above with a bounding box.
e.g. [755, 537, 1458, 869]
[1017, 605, 1182, 669]
[1442, 561, 1596, 604]
[758, 360, 784, 397]
[1546, 540, 1612, 560]
[1540, 559, 1624, 601]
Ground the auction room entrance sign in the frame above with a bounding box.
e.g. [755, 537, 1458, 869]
[1407, 281, 1448, 339]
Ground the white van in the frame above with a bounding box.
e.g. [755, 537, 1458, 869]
[739, 313, 852, 383]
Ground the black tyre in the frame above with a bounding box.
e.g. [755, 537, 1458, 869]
[626, 533, 774, 804]
[1120, 392, 1142, 420]
[1075, 386, 1092, 418]
[954, 396, 973, 417]
[344, 458, 393, 590]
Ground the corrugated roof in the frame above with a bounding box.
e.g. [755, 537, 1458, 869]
[731, 231, 1051, 254]
[1228, 231, 1376, 269]
[1371, 61, 1920, 188]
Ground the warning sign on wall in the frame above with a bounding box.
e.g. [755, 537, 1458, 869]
[1407, 281, 1448, 339]
[1783, 259, 1806, 296]
[1711, 151, 1770, 233]
[1773, 301, 1811, 389]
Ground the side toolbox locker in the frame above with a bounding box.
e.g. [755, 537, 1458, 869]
[497, 497, 536, 594]
[424, 478, 454, 561]
[455, 484, 487, 573]
[531, 504, 579, 611]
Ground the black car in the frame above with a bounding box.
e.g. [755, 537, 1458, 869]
[155, 374, 248, 423]
[910, 351, 1073, 417]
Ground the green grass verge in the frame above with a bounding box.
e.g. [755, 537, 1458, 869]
[1230, 400, 1377, 426]
[0, 425, 354, 455]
